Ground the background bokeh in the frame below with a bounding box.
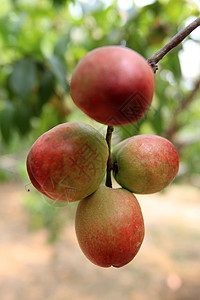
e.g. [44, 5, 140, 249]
[0, 1, 200, 299]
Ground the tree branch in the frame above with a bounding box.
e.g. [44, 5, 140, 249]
[164, 79, 200, 141]
[147, 17, 200, 73]
[105, 125, 114, 188]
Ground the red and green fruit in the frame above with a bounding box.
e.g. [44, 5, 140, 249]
[112, 134, 179, 194]
[26, 122, 108, 202]
[75, 186, 145, 268]
[70, 46, 155, 126]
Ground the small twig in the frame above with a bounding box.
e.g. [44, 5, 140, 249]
[147, 17, 200, 73]
[175, 79, 200, 114]
[165, 79, 200, 140]
[105, 125, 114, 188]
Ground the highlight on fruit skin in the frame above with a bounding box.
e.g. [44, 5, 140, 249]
[70, 45, 155, 126]
[26, 122, 109, 202]
[75, 186, 145, 268]
[112, 134, 179, 194]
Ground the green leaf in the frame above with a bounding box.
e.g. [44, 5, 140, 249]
[47, 55, 68, 90]
[13, 103, 32, 135]
[0, 103, 14, 144]
[150, 108, 163, 135]
[54, 34, 70, 57]
[39, 70, 55, 105]
[9, 58, 37, 99]
[167, 51, 182, 80]
[52, 0, 74, 7]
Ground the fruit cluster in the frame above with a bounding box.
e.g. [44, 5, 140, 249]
[26, 46, 179, 268]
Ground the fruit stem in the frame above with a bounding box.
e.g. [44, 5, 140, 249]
[105, 125, 114, 188]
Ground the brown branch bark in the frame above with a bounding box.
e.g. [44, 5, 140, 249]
[147, 17, 200, 73]
[105, 125, 114, 188]
[164, 79, 200, 141]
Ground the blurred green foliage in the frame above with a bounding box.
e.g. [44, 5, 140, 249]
[23, 189, 77, 242]
[0, 0, 200, 238]
[0, 0, 199, 145]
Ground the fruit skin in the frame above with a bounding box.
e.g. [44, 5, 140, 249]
[75, 186, 145, 268]
[112, 134, 179, 194]
[26, 122, 108, 202]
[70, 46, 155, 126]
